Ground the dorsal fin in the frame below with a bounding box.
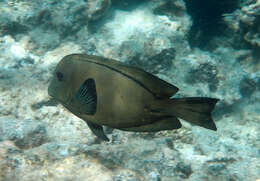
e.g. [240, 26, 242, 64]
[66, 54, 179, 98]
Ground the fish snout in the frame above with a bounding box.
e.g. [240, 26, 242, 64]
[47, 83, 55, 98]
[47, 80, 70, 105]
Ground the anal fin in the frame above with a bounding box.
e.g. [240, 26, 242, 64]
[120, 116, 182, 132]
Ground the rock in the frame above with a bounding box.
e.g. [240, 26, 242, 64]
[0, 0, 259, 180]
[223, 0, 260, 51]
[0, 117, 49, 149]
[0, 0, 111, 53]
[239, 76, 258, 98]
[151, 0, 187, 18]
[128, 48, 175, 74]
[185, 62, 219, 92]
[87, 0, 111, 21]
[112, 0, 145, 11]
[0, 141, 114, 181]
[149, 171, 161, 181]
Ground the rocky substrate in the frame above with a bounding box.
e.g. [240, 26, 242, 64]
[0, 0, 259, 180]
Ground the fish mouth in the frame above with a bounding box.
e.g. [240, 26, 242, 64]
[47, 85, 55, 98]
[47, 84, 61, 101]
[47, 84, 71, 106]
[47, 89, 65, 105]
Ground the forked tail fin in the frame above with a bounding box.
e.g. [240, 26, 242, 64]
[165, 97, 219, 130]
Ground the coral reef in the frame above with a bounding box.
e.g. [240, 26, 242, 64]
[0, 0, 259, 180]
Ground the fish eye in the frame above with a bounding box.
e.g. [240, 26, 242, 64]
[56, 72, 63, 81]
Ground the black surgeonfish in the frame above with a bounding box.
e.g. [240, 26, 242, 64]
[48, 54, 219, 141]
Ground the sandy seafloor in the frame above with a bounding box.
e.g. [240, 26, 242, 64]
[0, 0, 259, 181]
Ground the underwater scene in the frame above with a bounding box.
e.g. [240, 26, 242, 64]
[0, 0, 259, 180]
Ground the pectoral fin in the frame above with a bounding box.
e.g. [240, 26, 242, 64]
[87, 121, 109, 141]
[76, 78, 97, 115]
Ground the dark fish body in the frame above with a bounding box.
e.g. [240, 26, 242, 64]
[48, 54, 219, 141]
